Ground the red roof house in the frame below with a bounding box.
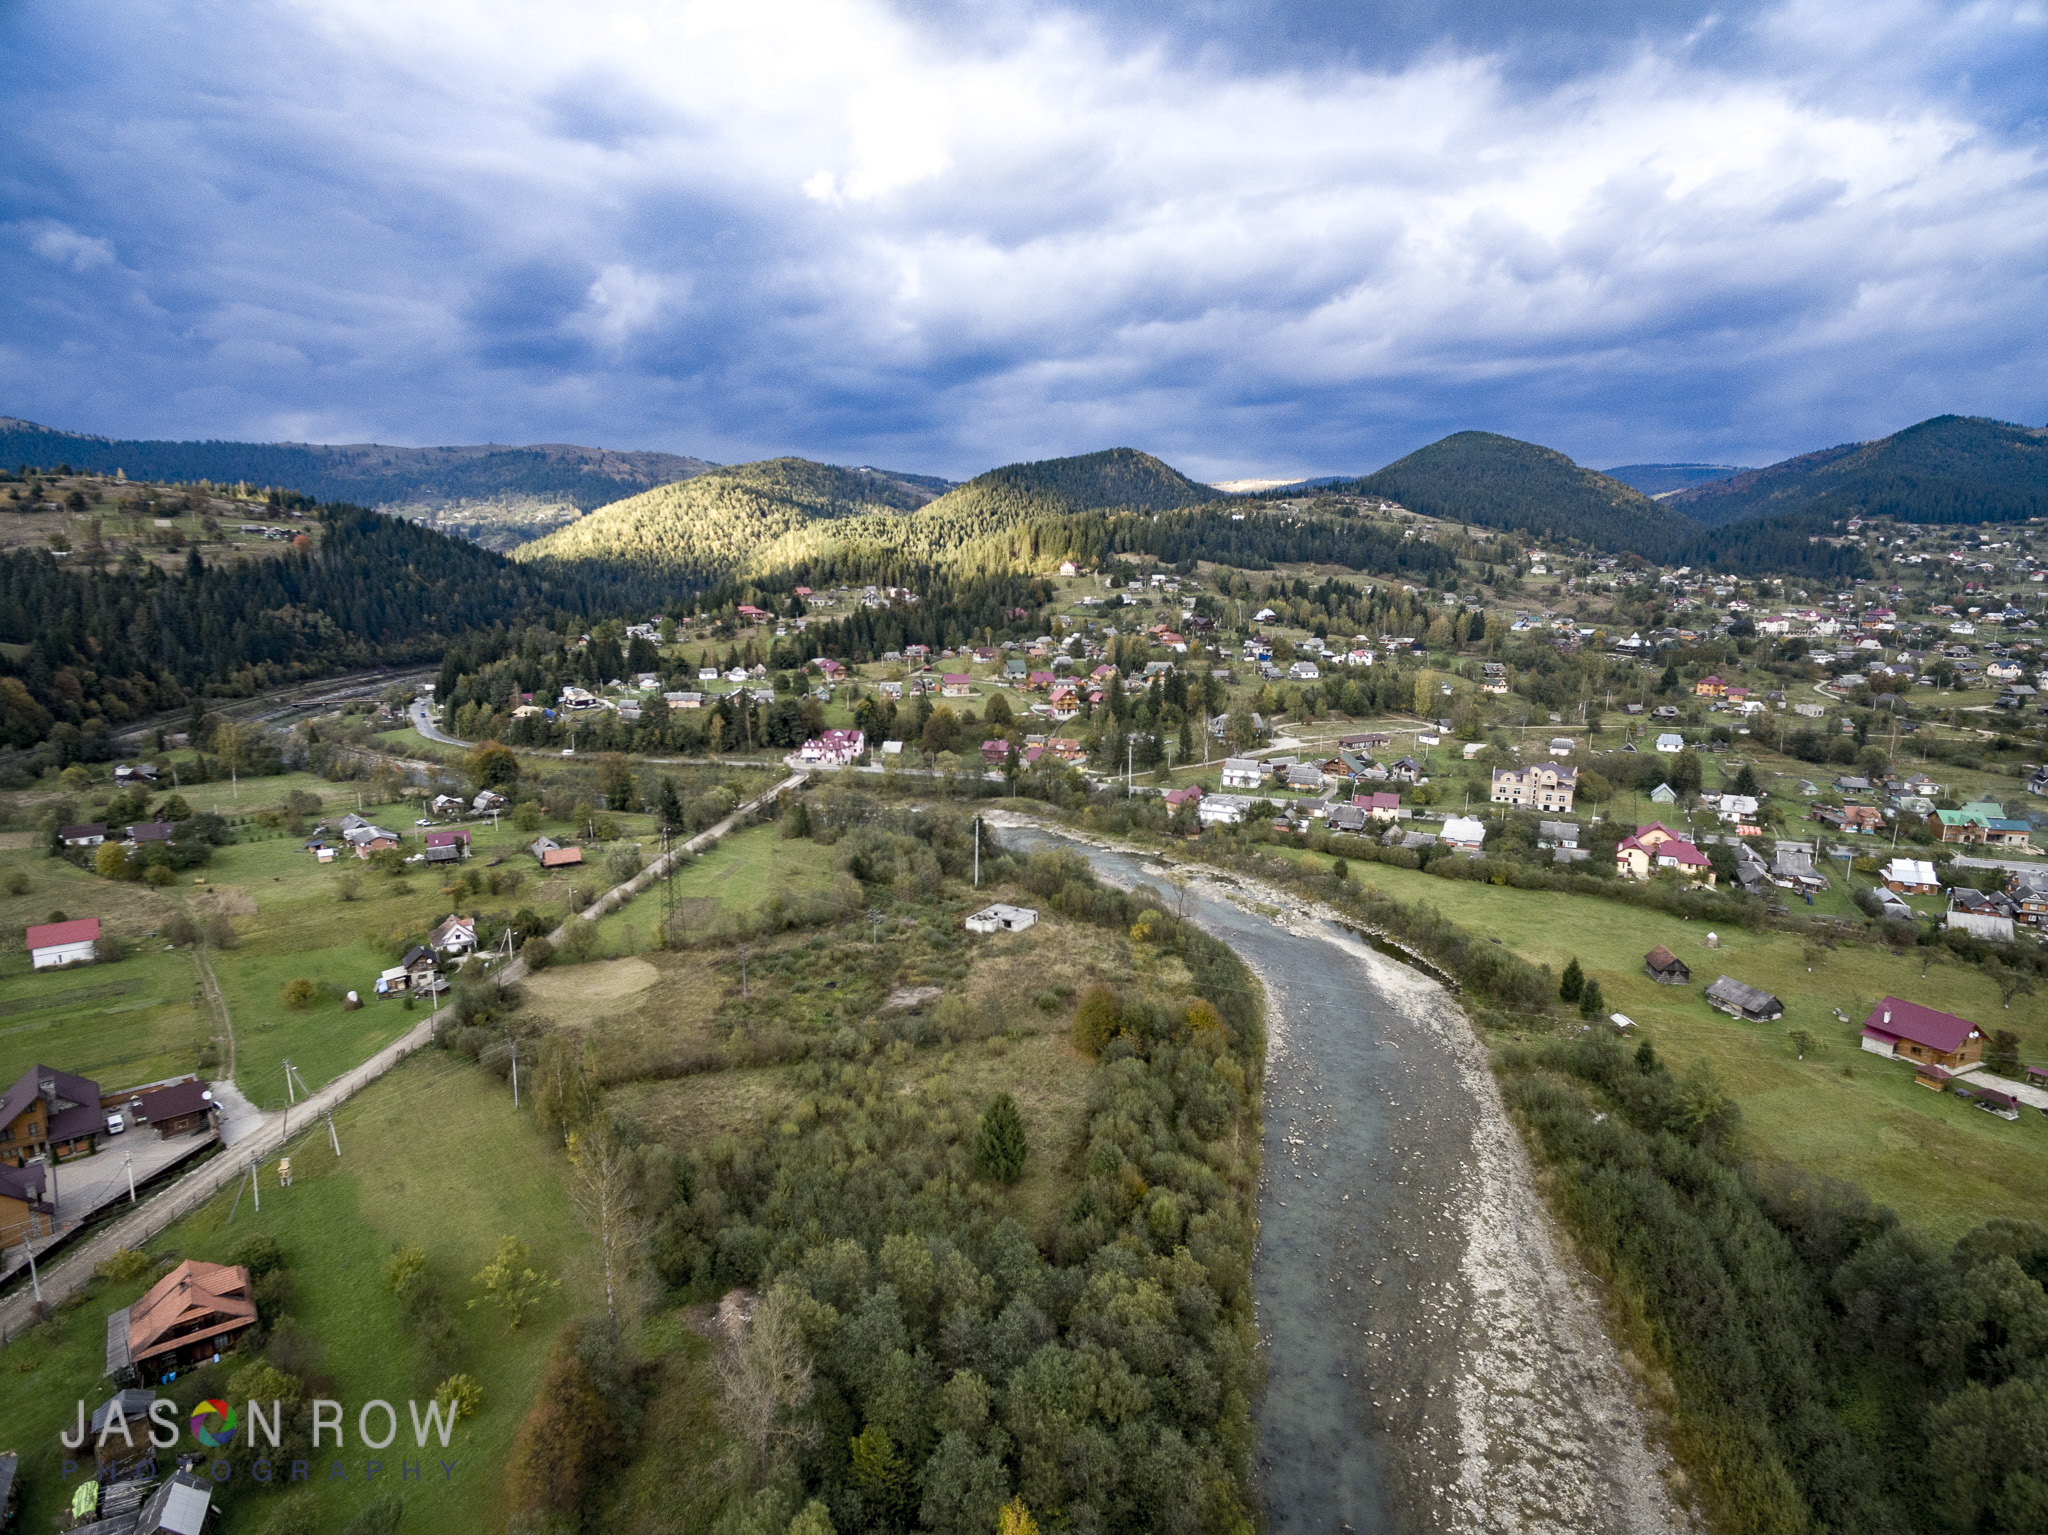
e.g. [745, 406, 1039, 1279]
[1859, 998, 1985, 1070]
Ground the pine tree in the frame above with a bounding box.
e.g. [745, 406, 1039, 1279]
[973, 1094, 1028, 1184]
[1559, 956, 1585, 1003]
[657, 776, 684, 833]
[1578, 978, 1605, 1019]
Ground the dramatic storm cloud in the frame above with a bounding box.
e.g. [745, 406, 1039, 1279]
[0, 0, 2044, 478]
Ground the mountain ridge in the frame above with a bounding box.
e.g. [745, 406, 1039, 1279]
[1667, 415, 2048, 527]
[0, 416, 721, 538]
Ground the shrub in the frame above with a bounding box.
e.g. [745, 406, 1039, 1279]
[255, 1490, 322, 1535]
[233, 1234, 285, 1278]
[505, 1342, 615, 1514]
[433, 1372, 484, 1423]
[281, 977, 317, 1010]
[521, 935, 555, 969]
[1071, 984, 1120, 1056]
[93, 1248, 153, 1283]
[3, 870, 26, 895]
[203, 913, 238, 949]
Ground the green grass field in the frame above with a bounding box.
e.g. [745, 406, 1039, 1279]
[1281, 847, 2048, 1241]
[0, 1053, 588, 1535]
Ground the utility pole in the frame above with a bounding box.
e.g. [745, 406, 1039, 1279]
[739, 944, 750, 1000]
[123, 1154, 135, 1205]
[508, 1032, 520, 1109]
[973, 818, 980, 888]
[325, 1110, 340, 1158]
[869, 909, 883, 946]
[19, 1235, 40, 1303]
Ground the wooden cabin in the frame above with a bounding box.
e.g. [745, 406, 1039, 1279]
[1704, 976, 1785, 1022]
[1643, 946, 1690, 985]
[1859, 998, 1984, 1071]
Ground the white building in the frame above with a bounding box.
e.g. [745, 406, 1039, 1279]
[26, 917, 100, 969]
[1440, 815, 1487, 852]
[1220, 758, 1265, 790]
[1198, 794, 1255, 826]
[965, 903, 1038, 934]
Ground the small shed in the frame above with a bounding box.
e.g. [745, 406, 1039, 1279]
[88, 1389, 158, 1477]
[1974, 1083, 2023, 1121]
[1704, 975, 1784, 1021]
[1643, 946, 1690, 985]
[965, 904, 1038, 934]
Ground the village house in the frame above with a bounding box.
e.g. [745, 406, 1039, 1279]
[429, 913, 479, 954]
[108, 1259, 258, 1385]
[1946, 887, 2018, 941]
[1197, 795, 1253, 827]
[798, 728, 866, 767]
[530, 837, 584, 869]
[1883, 857, 1941, 895]
[26, 916, 101, 970]
[1490, 763, 1577, 812]
[1163, 784, 1204, 812]
[0, 1159, 55, 1243]
[1220, 758, 1265, 790]
[1616, 823, 1714, 883]
[1439, 815, 1487, 853]
[115, 1078, 219, 1139]
[1859, 998, 1984, 1071]
[1, 1064, 105, 1166]
[423, 828, 471, 865]
[1356, 790, 1402, 823]
[941, 673, 973, 698]
[2010, 870, 2048, 930]
[1643, 946, 1690, 984]
[58, 822, 107, 847]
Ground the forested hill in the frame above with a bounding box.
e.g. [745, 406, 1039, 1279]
[1667, 415, 2048, 527]
[516, 448, 1216, 580]
[1351, 431, 1701, 554]
[0, 416, 716, 513]
[958, 447, 1213, 512]
[512, 458, 953, 576]
[0, 506, 662, 765]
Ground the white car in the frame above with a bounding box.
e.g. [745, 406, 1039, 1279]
[415, 818, 434, 827]
[105, 1113, 125, 1135]
[561, 748, 575, 756]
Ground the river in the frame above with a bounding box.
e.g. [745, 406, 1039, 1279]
[992, 818, 1695, 1535]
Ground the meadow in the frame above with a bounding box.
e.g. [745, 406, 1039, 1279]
[1266, 842, 2048, 1241]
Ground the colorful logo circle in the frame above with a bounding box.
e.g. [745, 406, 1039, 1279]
[189, 1400, 238, 1447]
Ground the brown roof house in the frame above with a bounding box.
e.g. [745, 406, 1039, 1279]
[108, 1259, 256, 1384]
[1, 1064, 104, 1166]
[1643, 946, 1691, 985]
[0, 1159, 55, 1244]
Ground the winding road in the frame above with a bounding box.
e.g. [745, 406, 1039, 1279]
[992, 817, 1695, 1535]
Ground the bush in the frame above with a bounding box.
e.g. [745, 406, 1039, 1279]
[233, 1233, 285, 1278]
[203, 913, 238, 949]
[521, 936, 555, 970]
[281, 977, 318, 1010]
[434, 1372, 484, 1423]
[1071, 985, 1120, 1056]
[255, 1490, 322, 1535]
[93, 1248, 153, 1283]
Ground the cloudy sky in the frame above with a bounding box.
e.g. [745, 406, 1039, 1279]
[2, 0, 2044, 481]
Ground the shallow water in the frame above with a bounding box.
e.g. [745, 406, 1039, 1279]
[998, 825, 1445, 1532]
[996, 821, 1694, 1535]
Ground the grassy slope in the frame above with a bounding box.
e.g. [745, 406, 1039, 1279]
[1276, 847, 2047, 1242]
[0, 1053, 586, 1535]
